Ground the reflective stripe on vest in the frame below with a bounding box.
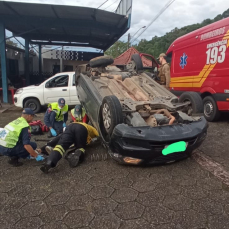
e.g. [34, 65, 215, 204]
[0, 117, 29, 148]
[48, 102, 68, 122]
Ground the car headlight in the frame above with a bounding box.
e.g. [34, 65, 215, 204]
[15, 88, 23, 94]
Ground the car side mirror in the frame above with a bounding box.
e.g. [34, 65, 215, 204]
[45, 82, 50, 88]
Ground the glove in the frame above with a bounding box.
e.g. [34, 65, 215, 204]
[50, 128, 57, 137]
[36, 155, 45, 161]
[63, 123, 67, 128]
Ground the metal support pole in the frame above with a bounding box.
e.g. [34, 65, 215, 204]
[38, 44, 42, 78]
[25, 38, 30, 85]
[0, 22, 8, 103]
[127, 33, 131, 50]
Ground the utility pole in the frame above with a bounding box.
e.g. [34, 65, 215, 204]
[127, 33, 131, 50]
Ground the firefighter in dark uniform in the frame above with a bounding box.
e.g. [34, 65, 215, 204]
[44, 98, 68, 137]
[157, 53, 171, 90]
[40, 122, 99, 173]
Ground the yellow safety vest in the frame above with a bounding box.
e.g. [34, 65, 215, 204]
[71, 107, 86, 122]
[48, 102, 68, 122]
[0, 117, 29, 148]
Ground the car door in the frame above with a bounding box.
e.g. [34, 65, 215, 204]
[69, 73, 80, 105]
[43, 74, 70, 104]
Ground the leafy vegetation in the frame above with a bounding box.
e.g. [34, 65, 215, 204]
[105, 8, 229, 58]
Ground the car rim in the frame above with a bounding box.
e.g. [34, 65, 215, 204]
[28, 103, 36, 111]
[102, 103, 111, 131]
[204, 101, 214, 117]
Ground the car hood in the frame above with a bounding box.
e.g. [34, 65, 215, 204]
[22, 85, 39, 90]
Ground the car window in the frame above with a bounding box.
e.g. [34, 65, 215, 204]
[72, 74, 75, 86]
[166, 52, 172, 65]
[48, 75, 69, 88]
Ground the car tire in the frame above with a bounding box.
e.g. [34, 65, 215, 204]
[101, 95, 123, 136]
[203, 96, 220, 122]
[179, 92, 203, 114]
[131, 54, 144, 72]
[89, 56, 114, 68]
[24, 98, 41, 113]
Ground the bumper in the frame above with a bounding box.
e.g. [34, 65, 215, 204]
[13, 96, 23, 108]
[109, 117, 208, 165]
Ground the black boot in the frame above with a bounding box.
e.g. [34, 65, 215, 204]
[40, 150, 62, 173]
[66, 149, 85, 168]
[8, 156, 23, 167]
[40, 163, 52, 174]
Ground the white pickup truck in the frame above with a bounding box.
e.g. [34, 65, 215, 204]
[14, 72, 79, 113]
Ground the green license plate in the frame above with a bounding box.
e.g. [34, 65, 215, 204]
[162, 141, 188, 156]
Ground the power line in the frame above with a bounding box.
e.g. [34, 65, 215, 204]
[103, 0, 119, 10]
[97, 0, 109, 9]
[130, 0, 176, 44]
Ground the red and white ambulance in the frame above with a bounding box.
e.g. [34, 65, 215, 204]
[167, 18, 229, 121]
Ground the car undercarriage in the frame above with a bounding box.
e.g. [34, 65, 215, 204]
[75, 55, 208, 165]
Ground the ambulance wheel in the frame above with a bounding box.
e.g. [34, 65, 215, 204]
[24, 98, 41, 113]
[203, 96, 220, 122]
[179, 92, 203, 114]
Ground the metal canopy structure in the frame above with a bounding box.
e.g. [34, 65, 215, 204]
[0, 1, 130, 50]
[0, 0, 132, 103]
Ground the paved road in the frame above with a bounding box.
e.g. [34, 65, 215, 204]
[0, 108, 229, 229]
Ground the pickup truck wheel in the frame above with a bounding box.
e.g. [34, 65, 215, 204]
[101, 95, 123, 135]
[24, 98, 41, 113]
[203, 96, 220, 122]
[179, 92, 203, 114]
[89, 56, 114, 68]
[131, 54, 144, 72]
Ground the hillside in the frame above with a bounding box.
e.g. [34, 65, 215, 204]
[105, 8, 229, 59]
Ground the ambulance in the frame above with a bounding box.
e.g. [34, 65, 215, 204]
[167, 18, 229, 121]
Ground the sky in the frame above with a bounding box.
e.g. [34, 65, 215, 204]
[3, 0, 229, 49]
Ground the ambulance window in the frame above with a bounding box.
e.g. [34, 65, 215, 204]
[166, 52, 172, 64]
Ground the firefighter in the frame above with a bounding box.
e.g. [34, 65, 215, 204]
[70, 104, 88, 123]
[0, 108, 44, 166]
[40, 122, 99, 173]
[157, 53, 171, 90]
[44, 98, 68, 137]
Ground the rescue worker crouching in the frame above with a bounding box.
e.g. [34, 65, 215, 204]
[71, 104, 88, 123]
[44, 98, 68, 137]
[40, 122, 99, 173]
[157, 53, 171, 90]
[0, 108, 44, 167]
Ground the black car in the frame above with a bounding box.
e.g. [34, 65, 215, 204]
[75, 55, 208, 165]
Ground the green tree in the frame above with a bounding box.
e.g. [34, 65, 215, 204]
[105, 41, 128, 58]
[105, 8, 229, 59]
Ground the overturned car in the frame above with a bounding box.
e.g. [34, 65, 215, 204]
[75, 55, 208, 165]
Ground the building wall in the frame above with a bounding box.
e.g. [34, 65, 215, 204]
[43, 58, 88, 73]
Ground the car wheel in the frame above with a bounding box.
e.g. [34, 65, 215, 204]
[89, 56, 114, 68]
[24, 98, 41, 113]
[203, 96, 220, 122]
[131, 54, 144, 72]
[101, 95, 123, 136]
[179, 92, 203, 114]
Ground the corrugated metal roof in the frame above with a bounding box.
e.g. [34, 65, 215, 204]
[113, 47, 152, 67]
[0, 1, 131, 51]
